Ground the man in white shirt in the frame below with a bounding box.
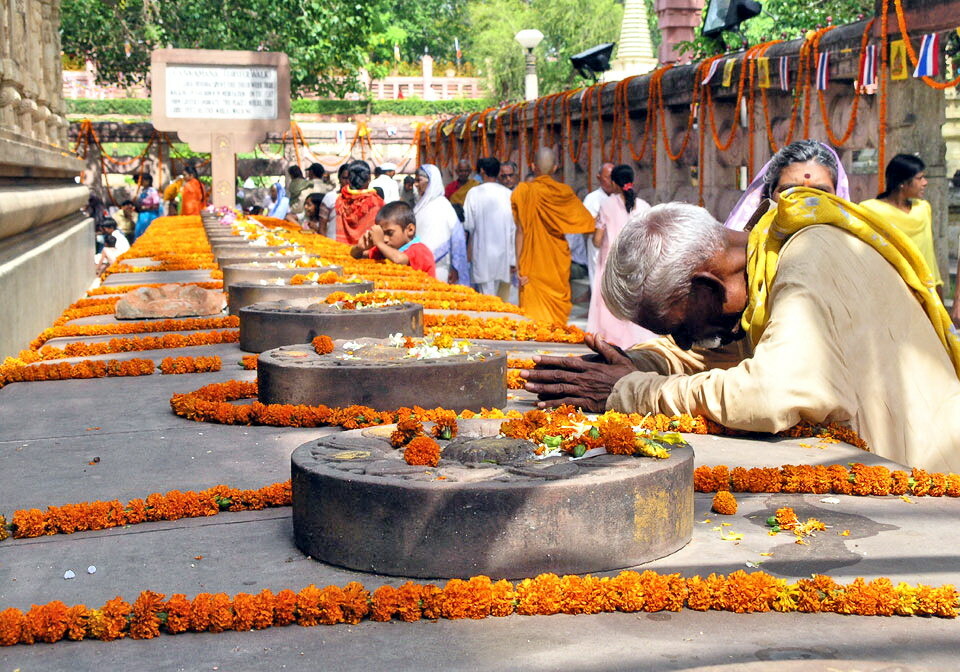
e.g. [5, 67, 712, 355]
[463, 157, 515, 301]
[371, 162, 400, 203]
[100, 218, 130, 253]
[575, 162, 616, 284]
[319, 164, 349, 238]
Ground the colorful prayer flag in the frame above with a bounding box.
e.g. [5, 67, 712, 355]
[890, 40, 908, 80]
[860, 44, 877, 88]
[816, 51, 830, 90]
[779, 57, 790, 91]
[912, 33, 940, 77]
[702, 59, 722, 85]
[722, 58, 736, 87]
[756, 57, 771, 88]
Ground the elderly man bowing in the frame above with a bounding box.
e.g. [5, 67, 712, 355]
[523, 190, 960, 472]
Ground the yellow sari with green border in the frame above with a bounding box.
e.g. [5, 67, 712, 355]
[742, 187, 960, 377]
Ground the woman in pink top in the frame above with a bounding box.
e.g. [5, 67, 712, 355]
[587, 164, 657, 348]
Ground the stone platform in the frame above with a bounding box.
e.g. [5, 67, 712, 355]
[239, 299, 423, 352]
[292, 420, 693, 578]
[257, 339, 507, 411]
[221, 262, 342, 290]
[227, 280, 375, 315]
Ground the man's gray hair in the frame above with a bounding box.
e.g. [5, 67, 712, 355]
[761, 139, 838, 199]
[601, 203, 726, 329]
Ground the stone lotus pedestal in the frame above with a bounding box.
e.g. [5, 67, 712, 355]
[291, 419, 694, 578]
[115, 284, 226, 319]
[258, 338, 507, 411]
[239, 299, 423, 352]
[221, 262, 342, 293]
[227, 280, 374, 315]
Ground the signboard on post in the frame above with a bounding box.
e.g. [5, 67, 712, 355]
[151, 49, 291, 207]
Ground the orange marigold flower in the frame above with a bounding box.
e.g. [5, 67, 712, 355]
[711, 491, 738, 515]
[395, 582, 423, 622]
[231, 593, 257, 632]
[0, 608, 25, 646]
[775, 507, 800, 530]
[163, 594, 192, 634]
[63, 604, 89, 641]
[404, 436, 441, 467]
[251, 589, 276, 630]
[128, 591, 165, 640]
[420, 584, 444, 620]
[515, 573, 563, 616]
[88, 597, 131, 641]
[25, 600, 68, 644]
[370, 585, 400, 622]
[489, 579, 516, 617]
[312, 335, 334, 356]
[273, 589, 298, 626]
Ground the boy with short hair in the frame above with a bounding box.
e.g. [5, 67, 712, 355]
[350, 201, 436, 277]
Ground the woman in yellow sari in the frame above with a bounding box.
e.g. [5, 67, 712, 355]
[859, 154, 942, 297]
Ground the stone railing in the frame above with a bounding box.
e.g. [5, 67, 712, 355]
[416, 7, 955, 278]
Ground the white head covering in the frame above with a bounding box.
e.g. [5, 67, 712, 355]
[724, 142, 850, 231]
[414, 164, 447, 217]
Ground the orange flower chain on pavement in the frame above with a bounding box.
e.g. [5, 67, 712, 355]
[6, 482, 292, 540]
[10, 331, 239, 366]
[158, 356, 222, 375]
[0, 358, 155, 386]
[423, 314, 585, 344]
[0, 570, 956, 647]
[693, 463, 960, 497]
[29, 316, 239, 351]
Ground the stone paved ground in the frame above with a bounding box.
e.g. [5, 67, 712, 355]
[1, 262, 959, 671]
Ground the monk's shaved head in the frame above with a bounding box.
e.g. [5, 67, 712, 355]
[535, 147, 557, 175]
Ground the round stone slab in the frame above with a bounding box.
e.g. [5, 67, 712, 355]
[291, 419, 693, 578]
[221, 263, 342, 292]
[212, 244, 297, 261]
[258, 339, 507, 411]
[240, 299, 424, 352]
[227, 281, 374, 315]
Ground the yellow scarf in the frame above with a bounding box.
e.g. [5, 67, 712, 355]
[742, 187, 960, 377]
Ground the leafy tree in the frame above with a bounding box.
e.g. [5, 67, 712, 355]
[466, 0, 623, 101]
[61, 0, 383, 96]
[366, 0, 471, 64]
[677, 0, 872, 59]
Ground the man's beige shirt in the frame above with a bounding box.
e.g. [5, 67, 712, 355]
[608, 225, 960, 472]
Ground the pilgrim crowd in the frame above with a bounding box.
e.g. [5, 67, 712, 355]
[90, 140, 960, 473]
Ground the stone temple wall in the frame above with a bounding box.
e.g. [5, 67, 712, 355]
[418, 5, 955, 282]
[1, 0, 92, 359]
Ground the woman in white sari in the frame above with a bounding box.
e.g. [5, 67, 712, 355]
[413, 164, 469, 284]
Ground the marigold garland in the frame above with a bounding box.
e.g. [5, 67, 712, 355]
[240, 354, 258, 370]
[29, 316, 239, 351]
[7, 482, 291, 539]
[0, 569, 955, 646]
[0, 358, 155, 387]
[423, 314, 584, 344]
[158, 356, 222, 375]
[14, 330, 239, 364]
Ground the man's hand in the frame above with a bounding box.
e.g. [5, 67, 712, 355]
[521, 334, 638, 412]
[448, 268, 459, 284]
[369, 224, 385, 246]
[517, 274, 529, 287]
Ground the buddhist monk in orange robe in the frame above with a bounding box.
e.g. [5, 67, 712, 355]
[511, 148, 596, 325]
[180, 165, 207, 216]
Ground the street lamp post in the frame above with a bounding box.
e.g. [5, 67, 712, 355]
[514, 29, 544, 101]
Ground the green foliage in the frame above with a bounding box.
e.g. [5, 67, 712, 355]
[366, 0, 471, 63]
[61, 0, 382, 96]
[467, 0, 623, 101]
[677, 0, 873, 59]
[66, 98, 495, 118]
[66, 98, 152, 115]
